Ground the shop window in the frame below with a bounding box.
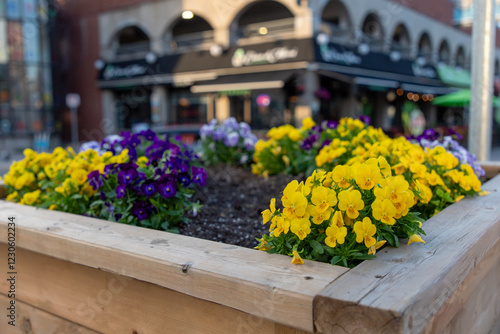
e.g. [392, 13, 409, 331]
[115, 26, 150, 58]
[169, 90, 207, 124]
[250, 89, 285, 129]
[360, 13, 384, 51]
[234, 1, 294, 40]
[7, 21, 23, 61]
[168, 15, 214, 51]
[417, 32, 433, 65]
[6, 0, 20, 19]
[455, 46, 465, 68]
[0, 20, 7, 63]
[320, 0, 352, 43]
[438, 40, 450, 65]
[114, 88, 152, 130]
[390, 24, 411, 59]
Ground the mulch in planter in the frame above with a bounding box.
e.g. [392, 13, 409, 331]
[179, 165, 301, 248]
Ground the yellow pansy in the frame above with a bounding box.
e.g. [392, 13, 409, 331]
[324, 225, 347, 248]
[273, 216, 290, 237]
[354, 163, 381, 190]
[290, 217, 311, 240]
[331, 165, 352, 189]
[368, 240, 387, 255]
[311, 207, 332, 225]
[21, 190, 41, 206]
[302, 116, 316, 130]
[71, 169, 88, 186]
[353, 217, 377, 248]
[283, 191, 308, 219]
[311, 186, 337, 213]
[338, 189, 364, 219]
[372, 199, 397, 225]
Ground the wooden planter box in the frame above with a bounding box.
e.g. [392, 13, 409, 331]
[1, 172, 500, 333]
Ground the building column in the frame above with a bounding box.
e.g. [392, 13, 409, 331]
[150, 86, 168, 125]
[101, 90, 117, 136]
[216, 94, 230, 122]
[296, 69, 319, 127]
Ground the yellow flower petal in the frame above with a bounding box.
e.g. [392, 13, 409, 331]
[408, 234, 425, 245]
[291, 250, 304, 264]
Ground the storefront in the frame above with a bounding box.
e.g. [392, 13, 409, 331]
[313, 41, 455, 133]
[97, 38, 314, 132]
[97, 37, 459, 134]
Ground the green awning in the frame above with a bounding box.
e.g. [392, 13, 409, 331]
[436, 64, 471, 88]
[432, 89, 500, 107]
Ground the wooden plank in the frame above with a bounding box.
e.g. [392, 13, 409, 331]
[275, 324, 312, 334]
[488, 314, 500, 334]
[0, 202, 348, 332]
[0, 294, 100, 334]
[423, 240, 500, 333]
[314, 174, 500, 334]
[479, 161, 500, 179]
[441, 257, 500, 334]
[0, 247, 281, 334]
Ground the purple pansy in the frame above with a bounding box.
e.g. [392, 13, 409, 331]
[141, 182, 156, 197]
[116, 184, 127, 199]
[158, 182, 177, 199]
[88, 170, 103, 190]
[192, 166, 207, 186]
[132, 202, 149, 220]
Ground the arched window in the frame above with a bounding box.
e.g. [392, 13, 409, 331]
[168, 14, 214, 51]
[455, 46, 465, 68]
[320, 0, 352, 42]
[391, 24, 410, 58]
[361, 13, 384, 51]
[417, 32, 432, 64]
[234, 1, 294, 39]
[115, 26, 150, 57]
[438, 40, 450, 64]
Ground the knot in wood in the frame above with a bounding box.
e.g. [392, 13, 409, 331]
[21, 317, 32, 332]
[182, 262, 192, 274]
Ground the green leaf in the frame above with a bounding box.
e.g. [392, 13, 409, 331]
[330, 256, 341, 265]
[310, 240, 324, 254]
[150, 198, 161, 210]
[38, 201, 57, 209]
[90, 200, 104, 207]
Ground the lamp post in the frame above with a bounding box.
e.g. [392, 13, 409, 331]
[469, 0, 496, 161]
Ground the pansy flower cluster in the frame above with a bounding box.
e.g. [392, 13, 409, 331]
[256, 158, 426, 268]
[87, 135, 206, 231]
[415, 134, 485, 178]
[252, 116, 373, 177]
[199, 118, 258, 166]
[3, 147, 128, 214]
[345, 137, 483, 220]
[252, 117, 316, 176]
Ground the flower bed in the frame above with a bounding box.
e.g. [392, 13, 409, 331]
[1, 172, 500, 333]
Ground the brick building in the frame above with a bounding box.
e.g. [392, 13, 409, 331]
[51, 0, 500, 142]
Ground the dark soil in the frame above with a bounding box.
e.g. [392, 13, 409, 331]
[178, 165, 301, 248]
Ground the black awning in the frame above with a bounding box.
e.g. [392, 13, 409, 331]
[315, 42, 455, 94]
[190, 70, 299, 93]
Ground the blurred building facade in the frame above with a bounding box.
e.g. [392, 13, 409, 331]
[0, 0, 55, 152]
[51, 0, 500, 142]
